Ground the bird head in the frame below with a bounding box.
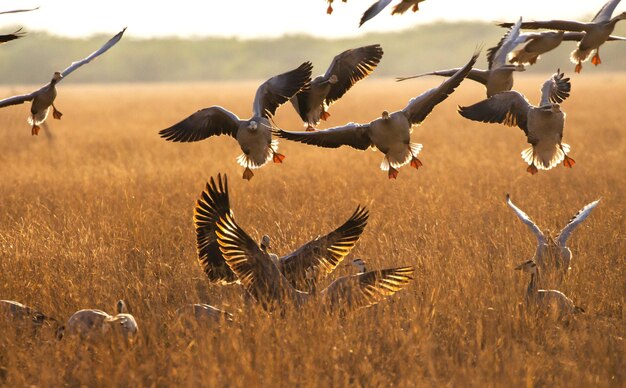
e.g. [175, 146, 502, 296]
[381, 111, 390, 120]
[346, 258, 367, 274]
[328, 74, 339, 84]
[116, 300, 127, 314]
[51, 71, 63, 83]
[248, 121, 258, 131]
[514, 260, 537, 273]
[260, 235, 271, 251]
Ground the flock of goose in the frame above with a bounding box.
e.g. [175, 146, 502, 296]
[0, 1, 619, 343]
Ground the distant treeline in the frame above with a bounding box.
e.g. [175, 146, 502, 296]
[1, 21, 625, 84]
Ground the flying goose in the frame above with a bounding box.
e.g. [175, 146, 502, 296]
[159, 62, 312, 180]
[277, 50, 479, 179]
[360, 0, 426, 27]
[515, 260, 584, 316]
[0, 28, 125, 135]
[204, 173, 414, 312]
[499, 0, 626, 73]
[398, 19, 524, 97]
[194, 174, 368, 291]
[290, 44, 383, 131]
[0, 299, 58, 330]
[60, 300, 138, 341]
[506, 194, 600, 277]
[459, 69, 574, 174]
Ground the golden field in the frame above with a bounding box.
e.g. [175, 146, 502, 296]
[0, 75, 624, 386]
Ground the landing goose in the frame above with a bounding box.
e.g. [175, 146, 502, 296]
[459, 69, 574, 174]
[194, 174, 368, 291]
[204, 173, 414, 312]
[515, 260, 584, 316]
[360, 0, 426, 27]
[506, 194, 600, 277]
[398, 19, 524, 97]
[277, 50, 479, 179]
[290, 44, 383, 131]
[60, 300, 138, 341]
[159, 62, 312, 180]
[0, 28, 125, 135]
[499, 0, 626, 72]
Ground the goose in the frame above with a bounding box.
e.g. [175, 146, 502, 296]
[159, 62, 312, 181]
[290, 44, 383, 131]
[499, 0, 626, 73]
[515, 260, 584, 316]
[397, 19, 524, 98]
[276, 50, 479, 179]
[0, 28, 125, 135]
[506, 194, 600, 277]
[194, 174, 368, 291]
[60, 300, 138, 341]
[0, 299, 58, 330]
[360, 0, 426, 27]
[204, 173, 414, 313]
[0, 27, 26, 45]
[458, 69, 574, 174]
[176, 304, 234, 328]
[508, 31, 626, 66]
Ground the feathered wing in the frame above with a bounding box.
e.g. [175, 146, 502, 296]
[159, 106, 240, 142]
[505, 194, 546, 245]
[59, 28, 126, 80]
[252, 62, 313, 118]
[487, 17, 522, 70]
[359, 0, 392, 27]
[397, 68, 490, 86]
[592, 0, 621, 23]
[0, 7, 39, 15]
[539, 70, 571, 106]
[458, 91, 531, 135]
[402, 49, 479, 125]
[280, 206, 369, 290]
[0, 28, 26, 44]
[556, 200, 600, 247]
[275, 123, 372, 150]
[194, 174, 238, 284]
[498, 20, 590, 32]
[0, 91, 36, 108]
[321, 266, 414, 311]
[324, 44, 383, 105]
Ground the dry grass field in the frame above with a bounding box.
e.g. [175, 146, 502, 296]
[0, 74, 624, 386]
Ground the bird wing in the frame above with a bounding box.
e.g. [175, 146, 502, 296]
[592, 0, 621, 23]
[359, 0, 393, 27]
[458, 91, 531, 135]
[322, 266, 414, 311]
[159, 106, 240, 142]
[487, 17, 522, 70]
[402, 49, 479, 125]
[0, 7, 39, 15]
[498, 20, 590, 32]
[323, 44, 383, 106]
[0, 28, 26, 44]
[0, 91, 37, 108]
[396, 68, 490, 86]
[252, 61, 313, 118]
[557, 199, 600, 247]
[607, 35, 626, 41]
[59, 28, 126, 80]
[539, 69, 571, 106]
[194, 174, 238, 285]
[280, 206, 369, 289]
[505, 194, 546, 245]
[275, 123, 372, 150]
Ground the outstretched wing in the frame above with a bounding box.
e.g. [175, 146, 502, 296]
[194, 174, 238, 284]
[324, 44, 383, 105]
[59, 28, 126, 79]
[0, 28, 26, 44]
[402, 49, 479, 125]
[280, 206, 369, 290]
[539, 69, 571, 106]
[592, 0, 621, 23]
[253, 62, 313, 118]
[159, 106, 240, 142]
[275, 123, 372, 150]
[322, 266, 414, 311]
[458, 91, 531, 135]
[498, 20, 590, 32]
[487, 17, 522, 70]
[360, 0, 392, 27]
[505, 194, 546, 245]
[0, 7, 39, 15]
[396, 68, 490, 86]
[557, 199, 600, 247]
[0, 91, 36, 108]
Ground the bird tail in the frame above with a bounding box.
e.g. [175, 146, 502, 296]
[570, 48, 592, 64]
[380, 143, 423, 171]
[521, 143, 569, 170]
[27, 107, 50, 125]
[509, 49, 539, 65]
[236, 140, 279, 169]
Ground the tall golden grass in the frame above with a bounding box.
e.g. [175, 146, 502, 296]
[0, 75, 624, 386]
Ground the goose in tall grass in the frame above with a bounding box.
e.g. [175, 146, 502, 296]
[159, 62, 312, 180]
[194, 174, 368, 291]
[459, 69, 574, 174]
[0, 28, 125, 135]
[506, 194, 600, 277]
[60, 300, 138, 341]
[397, 19, 524, 97]
[277, 50, 478, 179]
[360, 0, 426, 27]
[290, 44, 383, 131]
[0, 300, 58, 330]
[201, 173, 414, 312]
[176, 304, 234, 329]
[499, 0, 626, 73]
[515, 260, 584, 316]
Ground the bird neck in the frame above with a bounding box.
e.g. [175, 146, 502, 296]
[527, 270, 539, 300]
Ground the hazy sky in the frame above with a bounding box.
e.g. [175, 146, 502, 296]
[0, 1, 616, 39]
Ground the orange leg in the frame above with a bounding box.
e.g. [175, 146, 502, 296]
[305, 125, 315, 132]
[591, 51, 601, 66]
[574, 62, 583, 74]
[526, 164, 538, 175]
[388, 166, 399, 179]
[320, 110, 331, 121]
[52, 105, 63, 120]
[563, 155, 576, 168]
[31, 125, 40, 136]
[242, 168, 254, 181]
[327, 1, 333, 14]
[410, 156, 423, 170]
[273, 152, 286, 163]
